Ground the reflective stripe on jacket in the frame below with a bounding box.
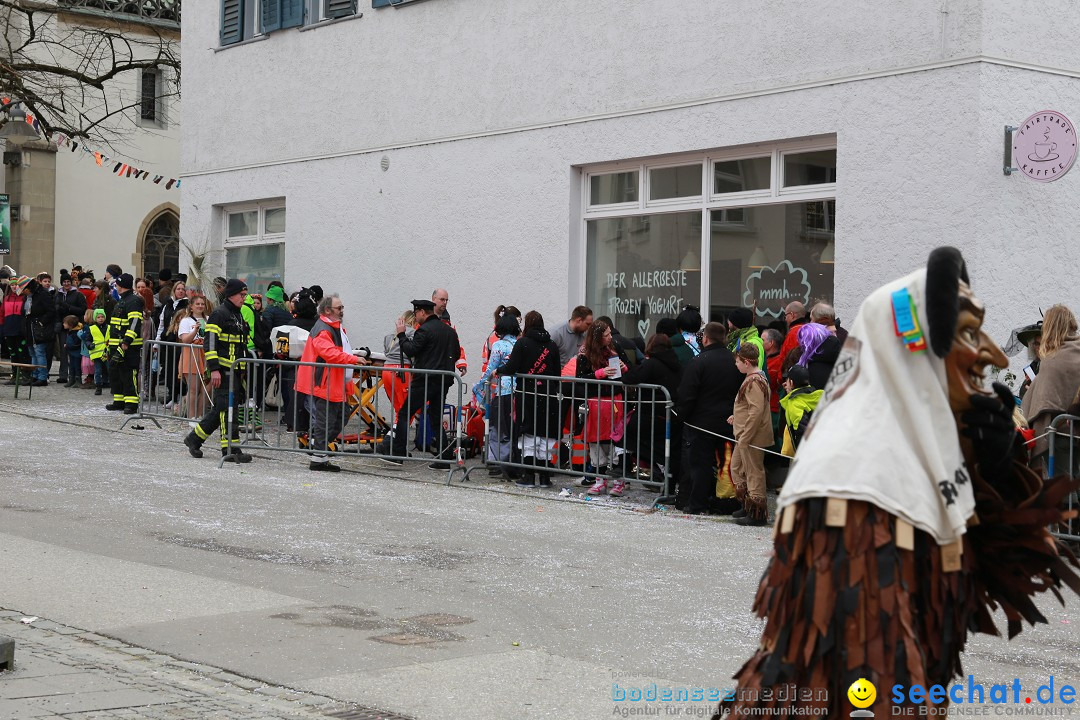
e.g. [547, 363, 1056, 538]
[203, 302, 249, 372]
[108, 290, 144, 348]
[87, 325, 108, 360]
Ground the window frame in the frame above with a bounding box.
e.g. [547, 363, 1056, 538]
[136, 68, 168, 129]
[223, 200, 286, 248]
[577, 137, 836, 313]
[710, 153, 773, 202]
[585, 166, 640, 213]
[778, 145, 838, 195]
[644, 161, 704, 208]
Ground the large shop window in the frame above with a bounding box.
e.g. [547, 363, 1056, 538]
[223, 202, 286, 293]
[582, 144, 835, 342]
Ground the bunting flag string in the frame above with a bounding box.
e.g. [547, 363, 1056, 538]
[53, 131, 180, 190]
[2, 97, 180, 190]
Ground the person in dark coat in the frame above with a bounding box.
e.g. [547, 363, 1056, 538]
[677, 321, 744, 514]
[796, 322, 841, 390]
[658, 317, 695, 367]
[278, 288, 318, 433]
[596, 315, 643, 369]
[561, 320, 629, 493]
[55, 272, 88, 385]
[499, 310, 562, 487]
[261, 285, 293, 331]
[25, 279, 56, 386]
[621, 332, 683, 492]
[387, 299, 461, 468]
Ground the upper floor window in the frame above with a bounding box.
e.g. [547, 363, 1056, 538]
[138, 69, 168, 128]
[221, 0, 359, 46]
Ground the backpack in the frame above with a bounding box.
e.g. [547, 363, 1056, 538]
[271, 325, 308, 359]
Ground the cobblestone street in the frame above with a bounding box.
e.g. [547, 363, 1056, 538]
[0, 610, 386, 719]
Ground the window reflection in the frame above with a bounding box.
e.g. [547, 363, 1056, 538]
[714, 157, 771, 194]
[586, 212, 702, 342]
[783, 150, 837, 187]
[709, 202, 834, 323]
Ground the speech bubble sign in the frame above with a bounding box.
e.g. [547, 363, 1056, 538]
[742, 260, 812, 318]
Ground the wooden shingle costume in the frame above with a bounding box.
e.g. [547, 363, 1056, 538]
[719, 248, 1080, 717]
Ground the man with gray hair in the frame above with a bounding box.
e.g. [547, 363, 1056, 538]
[810, 302, 848, 345]
[432, 288, 467, 376]
[295, 294, 369, 472]
[778, 300, 809, 367]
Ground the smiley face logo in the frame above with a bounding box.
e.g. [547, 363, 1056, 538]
[848, 678, 877, 709]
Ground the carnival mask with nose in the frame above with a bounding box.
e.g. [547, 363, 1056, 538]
[944, 281, 1009, 415]
[925, 247, 1009, 417]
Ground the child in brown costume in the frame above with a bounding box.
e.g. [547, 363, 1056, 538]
[730, 343, 774, 526]
[719, 247, 1080, 717]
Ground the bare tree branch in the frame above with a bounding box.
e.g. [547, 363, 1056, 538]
[0, 0, 180, 151]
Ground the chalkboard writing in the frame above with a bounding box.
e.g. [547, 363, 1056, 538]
[742, 260, 812, 318]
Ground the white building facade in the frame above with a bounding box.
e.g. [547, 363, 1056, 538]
[181, 0, 1080, 370]
[3, 0, 181, 281]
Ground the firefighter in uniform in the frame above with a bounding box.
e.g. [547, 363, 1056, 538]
[104, 273, 144, 414]
[183, 278, 254, 463]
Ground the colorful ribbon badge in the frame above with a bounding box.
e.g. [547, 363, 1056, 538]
[891, 287, 927, 353]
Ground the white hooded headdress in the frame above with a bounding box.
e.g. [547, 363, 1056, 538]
[777, 265, 976, 545]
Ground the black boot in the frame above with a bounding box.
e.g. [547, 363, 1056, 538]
[537, 459, 554, 487]
[184, 433, 204, 458]
[222, 448, 253, 464]
[516, 457, 537, 486]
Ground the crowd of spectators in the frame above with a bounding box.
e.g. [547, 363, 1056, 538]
[2, 262, 854, 519]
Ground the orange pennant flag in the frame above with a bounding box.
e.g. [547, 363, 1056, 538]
[94, 152, 102, 166]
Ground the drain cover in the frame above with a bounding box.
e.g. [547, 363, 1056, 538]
[369, 633, 439, 646]
[324, 706, 416, 720]
[404, 614, 473, 626]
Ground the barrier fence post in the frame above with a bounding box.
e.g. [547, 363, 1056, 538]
[1045, 414, 1080, 544]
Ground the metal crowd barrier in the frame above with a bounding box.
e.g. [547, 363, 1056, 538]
[221, 355, 469, 479]
[465, 372, 676, 496]
[121, 339, 212, 430]
[1046, 414, 1080, 543]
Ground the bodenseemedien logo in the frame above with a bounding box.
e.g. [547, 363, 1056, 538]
[848, 678, 877, 718]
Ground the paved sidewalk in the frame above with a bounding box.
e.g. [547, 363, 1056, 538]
[0, 610, 403, 719]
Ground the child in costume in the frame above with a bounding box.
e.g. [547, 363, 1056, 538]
[720, 247, 1080, 717]
[778, 364, 821, 455]
[730, 343, 773, 525]
[78, 309, 109, 395]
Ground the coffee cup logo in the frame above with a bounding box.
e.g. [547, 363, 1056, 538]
[1013, 110, 1077, 182]
[1031, 129, 1059, 161]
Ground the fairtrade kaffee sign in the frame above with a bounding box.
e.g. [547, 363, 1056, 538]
[1013, 110, 1077, 182]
